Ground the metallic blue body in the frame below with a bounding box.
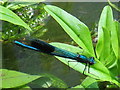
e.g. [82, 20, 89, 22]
[14, 41, 38, 51]
[14, 40, 95, 65]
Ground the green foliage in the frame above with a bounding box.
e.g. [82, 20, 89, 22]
[0, 5, 31, 41]
[15, 3, 48, 38]
[1, 3, 48, 41]
[44, 5, 94, 57]
[50, 42, 119, 86]
[6, 2, 38, 10]
[1, 2, 67, 89]
[44, 5, 120, 87]
[115, 21, 120, 75]
[1, 69, 41, 88]
[1, 1, 120, 88]
[0, 5, 32, 31]
[1, 69, 68, 89]
[96, 6, 118, 62]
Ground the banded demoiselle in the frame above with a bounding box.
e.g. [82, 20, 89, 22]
[14, 39, 95, 74]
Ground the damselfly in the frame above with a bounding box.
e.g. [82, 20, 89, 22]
[14, 39, 95, 74]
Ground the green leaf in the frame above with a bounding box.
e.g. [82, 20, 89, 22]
[50, 42, 120, 87]
[96, 6, 114, 61]
[44, 4, 120, 87]
[44, 5, 94, 57]
[72, 77, 98, 88]
[105, 50, 116, 69]
[0, 5, 32, 32]
[115, 21, 120, 75]
[101, 27, 111, 63]
[116, 22, 120, 46]
[111, 21, 118, 59]
[1, 69, 41, 88]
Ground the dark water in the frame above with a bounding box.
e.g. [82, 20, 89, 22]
[2, 2, 118, 88]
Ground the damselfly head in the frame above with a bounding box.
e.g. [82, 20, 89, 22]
[89, 57, 95, 65]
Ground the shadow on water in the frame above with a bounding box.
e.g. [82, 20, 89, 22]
[2, 2, 118, 88]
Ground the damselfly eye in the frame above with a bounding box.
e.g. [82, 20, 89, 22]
[89, 57, 95, 65]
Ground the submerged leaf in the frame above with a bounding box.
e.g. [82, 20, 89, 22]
[41, 73, 68, 88]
